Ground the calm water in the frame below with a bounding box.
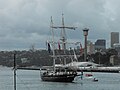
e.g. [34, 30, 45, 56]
[0, 67, 120, 90]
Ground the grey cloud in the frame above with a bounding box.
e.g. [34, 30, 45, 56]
[0, 0, 120, 50]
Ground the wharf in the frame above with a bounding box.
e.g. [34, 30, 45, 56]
[17, 66, 120, 73]
[17, 67, 40, 70]
[77, 68, 119, 73]
[78, 66, 120, 73]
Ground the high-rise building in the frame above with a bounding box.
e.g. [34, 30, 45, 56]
[111, 32, 119, 48]
[87, 41, 95, 54]
[95, 39, 106, 50]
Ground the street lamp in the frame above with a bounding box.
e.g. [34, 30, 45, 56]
[83, 28, 89, 62]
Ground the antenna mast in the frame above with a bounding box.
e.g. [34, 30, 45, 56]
[13, 53, 17, 90]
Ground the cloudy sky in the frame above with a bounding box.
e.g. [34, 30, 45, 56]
[0, 0, 120, 50]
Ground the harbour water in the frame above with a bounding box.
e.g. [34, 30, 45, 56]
[0, 67, 120, 90]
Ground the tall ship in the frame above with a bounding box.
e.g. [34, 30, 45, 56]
[40, 14, 80, 82]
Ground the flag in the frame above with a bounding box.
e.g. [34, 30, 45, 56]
[80, 43, 83, 55]
[73, 49, 78, 61]
[46, 41, 48, 49]
[80, 43, 82, 49]
[58, 42, 61, 50]
[48, 43, 51, 53]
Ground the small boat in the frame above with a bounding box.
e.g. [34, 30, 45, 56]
[85, 73, 93, 77]
[93, 78, 98, 82]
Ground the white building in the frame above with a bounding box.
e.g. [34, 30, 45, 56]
[110, 55, 120, 65]
[21, 58, 29, 63]
[113, 43, 120, 52]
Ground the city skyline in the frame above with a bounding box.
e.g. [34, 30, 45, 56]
[0, 0, 120, 50]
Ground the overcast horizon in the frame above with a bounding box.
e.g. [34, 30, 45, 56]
[0, 0, 120, 51]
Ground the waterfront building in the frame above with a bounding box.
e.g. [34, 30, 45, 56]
[21, 58, 29, 63]
[111, 32, 119, 48]
[113, 43, 120, 52]
[87, 41, 95, 54]
[110, 55, 120, 65]
[94, 39, 106, 50]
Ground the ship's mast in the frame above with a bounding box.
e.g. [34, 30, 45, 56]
[52, 14, 76, 50]
[61, 14, 66, 51]
[51, 14, 77, 65]
[50, 16, 56, 72]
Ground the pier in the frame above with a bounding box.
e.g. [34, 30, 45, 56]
[17, 66, 120, 73]
[77, 67, 120, 73]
